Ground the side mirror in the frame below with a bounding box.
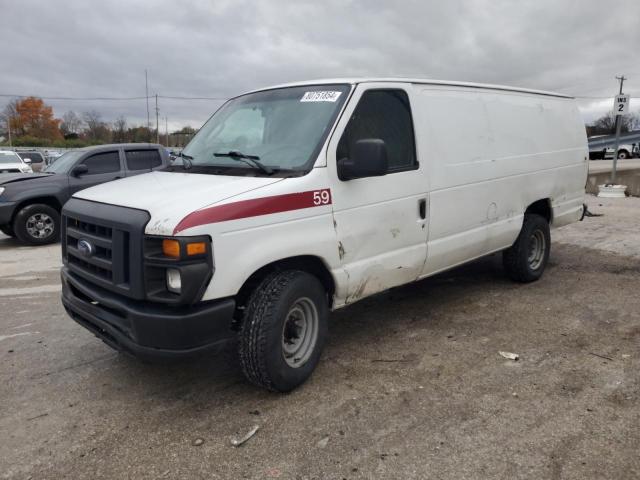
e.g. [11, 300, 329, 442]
[72, 164, 89, 176]
[337, 139, 388, 181]
[22, 158, 32, 164]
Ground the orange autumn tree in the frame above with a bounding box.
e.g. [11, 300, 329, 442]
[9, 97, 62, 142]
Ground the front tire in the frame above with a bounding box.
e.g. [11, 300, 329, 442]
[618, 150, 629, 159]
[503, 213, 550, 283]
[239, 270, 329, 392]
[13, 204, 60, 245]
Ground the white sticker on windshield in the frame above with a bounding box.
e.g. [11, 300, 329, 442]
[300, 91, 342, 102]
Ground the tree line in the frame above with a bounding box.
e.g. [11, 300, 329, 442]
[0, 97, 196, 148]
[2, 95, 640, 148]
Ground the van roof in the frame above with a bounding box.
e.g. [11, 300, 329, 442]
[247, 78, 572, 99]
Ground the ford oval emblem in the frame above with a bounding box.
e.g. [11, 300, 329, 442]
[77, 239, 94, 257]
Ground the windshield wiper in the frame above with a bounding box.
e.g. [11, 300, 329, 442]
[214, 151, 274, 175]
[174, 151, 193, 170]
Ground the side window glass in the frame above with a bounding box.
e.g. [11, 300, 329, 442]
[125, 149, 162, 170]
[337, 89, 417, 172]
[82, 151, 120, 175]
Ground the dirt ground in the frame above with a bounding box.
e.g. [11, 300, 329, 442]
[1, 195, 639, 480]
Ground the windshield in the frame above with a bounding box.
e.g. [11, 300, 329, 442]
[0, 151, 22, 164]
[44, 150, 85, 173]
[181, 84, 350, 174]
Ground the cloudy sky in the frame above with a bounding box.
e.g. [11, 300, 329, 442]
[1, 0, 639, 131]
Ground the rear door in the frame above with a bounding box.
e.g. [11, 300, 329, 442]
[123, 148, 164, 176]
[327, 83, 428, 303]
[69, 150, 123, 195]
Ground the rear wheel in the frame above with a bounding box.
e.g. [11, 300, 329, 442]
[239, 270, 328, 392]
[13, 204, 60, 245]
[503, 213, 550, 283]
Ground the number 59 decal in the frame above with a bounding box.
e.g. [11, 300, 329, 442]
[312, 189, 332, 205]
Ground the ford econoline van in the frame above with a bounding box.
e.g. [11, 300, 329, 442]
[60, 78, 588, 391]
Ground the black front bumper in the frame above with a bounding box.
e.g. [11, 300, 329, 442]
[61, 268, 236, 360]
[0, 201, 16, 226]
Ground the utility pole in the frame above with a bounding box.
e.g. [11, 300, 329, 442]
[7, 117, 11, 147]
[155, 94, 160, 144]
[145, 70, 150, 136]
[611, 75, 627, 185]
[165, 116, 169, 146]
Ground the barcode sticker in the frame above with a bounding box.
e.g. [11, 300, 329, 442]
[300, 91, 342, 102]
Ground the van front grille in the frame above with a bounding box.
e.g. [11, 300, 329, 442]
[61, 198, 149, 300]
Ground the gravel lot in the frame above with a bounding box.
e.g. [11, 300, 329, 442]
[1, 195, 639, 479]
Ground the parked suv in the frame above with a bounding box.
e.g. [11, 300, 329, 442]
[16, 150, 47, 172]
[0, 143, 169, 244]
[0, 150, 33, 174]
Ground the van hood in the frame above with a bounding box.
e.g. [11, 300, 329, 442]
[73, 171, 283, 235]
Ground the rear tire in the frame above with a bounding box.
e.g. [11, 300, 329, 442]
[13, 204, 60, 245]
[239, 270, 328, 392]
[503, 213, 550, 283]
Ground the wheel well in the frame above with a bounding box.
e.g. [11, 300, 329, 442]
[234, 256, 336, 319]
[525, 198, 552, 223]
[12, 197, 62, 223]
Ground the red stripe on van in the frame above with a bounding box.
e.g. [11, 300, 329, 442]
[173, 189, 332, 234]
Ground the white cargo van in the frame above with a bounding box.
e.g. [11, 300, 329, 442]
[60, 78, 588, 391]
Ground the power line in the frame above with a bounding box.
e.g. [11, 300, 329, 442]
[0, 93, 148, 100]
[0, 93, 229, 101]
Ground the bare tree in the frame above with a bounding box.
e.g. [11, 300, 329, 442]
[61, 110, 82, 136]
[589, 112, 635, 136]
[0, 99, 19, 137]
[112, 116, 127, 143]
[82, 110, 109, 141]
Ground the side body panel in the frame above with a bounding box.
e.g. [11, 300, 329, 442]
[414, 85, 587, 276]
[172, 169, 346, 304]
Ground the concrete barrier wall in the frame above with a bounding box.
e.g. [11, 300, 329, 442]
[587, 168, 640, 196]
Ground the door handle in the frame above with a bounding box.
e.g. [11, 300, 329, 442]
[418, 199, 426, 219]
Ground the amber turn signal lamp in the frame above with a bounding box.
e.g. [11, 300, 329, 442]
[162, 239, 181, 258]
[186, 242, 206, 256]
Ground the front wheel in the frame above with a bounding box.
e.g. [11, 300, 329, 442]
[502, 213, 550, 283]
[617, 150, 629, 159]
[13, 204, 60, 245]
[239, 270, 328, 392]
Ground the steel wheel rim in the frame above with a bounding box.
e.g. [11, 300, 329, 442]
[25, 213, 54, 239]
[281, 297, 319, 368]
[527, 229, 545, 270]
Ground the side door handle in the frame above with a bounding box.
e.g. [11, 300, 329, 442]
[418, 198, 426, 220]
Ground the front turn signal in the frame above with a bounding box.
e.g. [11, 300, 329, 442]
[162, 239, 181, 258]
[186, 241, 206, 256]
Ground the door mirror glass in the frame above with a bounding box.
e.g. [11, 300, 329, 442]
[337, 139, 388, 180]
[71, 164, 89, 176]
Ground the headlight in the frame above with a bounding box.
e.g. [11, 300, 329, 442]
[0, 187, 4, 197]
[166, 268, 182, 294]
[144, 234, 213, 304]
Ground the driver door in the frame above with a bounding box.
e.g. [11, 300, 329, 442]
[327, 83, 428, 303]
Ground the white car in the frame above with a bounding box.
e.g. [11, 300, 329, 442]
[0, 150, 33, 173]
[604, 144, 634, 159]
[60, 78, 587, 392]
